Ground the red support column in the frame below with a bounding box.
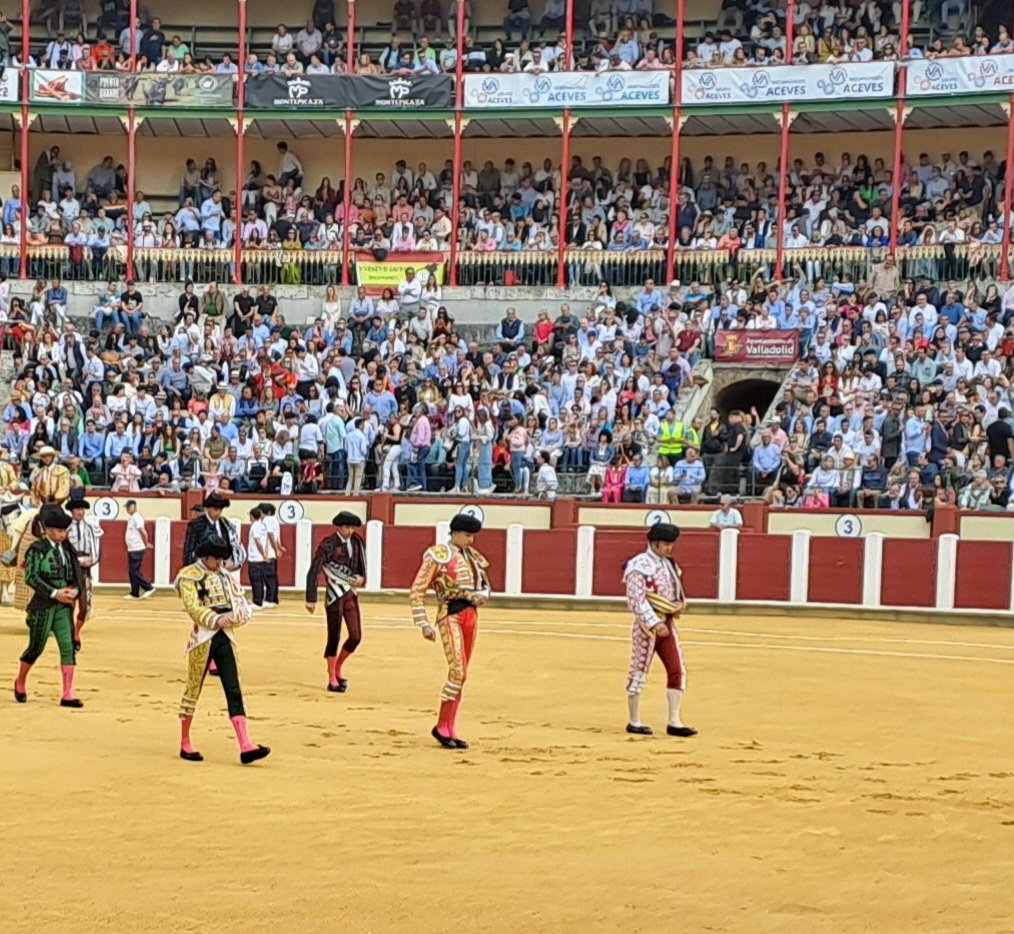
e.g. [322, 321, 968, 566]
[126, 110, 136, 279]
[889, 0, 910, 253]
[773, 0, 795, 283]
[17, 0, 30, 280]
[564, 0, 574, 69]
[447, 0, 467, 287]
[557, 109, 572, 288]
[665, 0, 686, 285]
[234, 0, 247, 285]
[340, 111, 355, 286]
[1002, 93, 1014, 280]
[129, 0, 137, 70]
[665, 110, 681, 285]
[346, 0, 356, 73]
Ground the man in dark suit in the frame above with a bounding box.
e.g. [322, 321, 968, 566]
[182, 492, 241, 569]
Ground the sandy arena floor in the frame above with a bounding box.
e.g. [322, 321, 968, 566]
[1, 593, 1013, 934]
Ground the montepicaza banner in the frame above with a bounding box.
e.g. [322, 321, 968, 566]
[714, 330, 800, 366]
[353, 252, 447, 292]
[245, 74, 453, 109]
[31, 70, 234, 106]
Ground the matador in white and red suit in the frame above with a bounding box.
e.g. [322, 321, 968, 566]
[623, 522, 697, 738]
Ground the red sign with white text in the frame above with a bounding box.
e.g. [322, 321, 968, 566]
[714, 329, 799, 366]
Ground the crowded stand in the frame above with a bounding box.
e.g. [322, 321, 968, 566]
[4, 142, 1009, 287]
[6, 205, 1014, 515]
[1, 1, 1013, 517]
[5, 0, 1007, 74]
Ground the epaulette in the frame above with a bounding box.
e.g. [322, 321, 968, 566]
[427, 544, 453, 565]
[174, 563, 205, 583]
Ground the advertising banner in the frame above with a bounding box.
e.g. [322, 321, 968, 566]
[906, 56, 1014, 97]
[681, 62, 894, 105]
[714, 330, 799, 366]
[463, 71, 670, 108]
[31, 70, 234, 106]
[0, 68, 19, 103]
[353, 252, 447, 291]
[245, 74, 453, 109]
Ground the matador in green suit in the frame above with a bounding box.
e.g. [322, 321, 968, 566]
[13, 505, 87, 707]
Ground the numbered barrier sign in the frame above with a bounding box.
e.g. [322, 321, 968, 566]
[93, 497, 120, 521]
[835, 514, 863, 538]
[278, 500, 305, 525]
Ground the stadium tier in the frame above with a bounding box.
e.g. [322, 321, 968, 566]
[0, 0, 1014, 518]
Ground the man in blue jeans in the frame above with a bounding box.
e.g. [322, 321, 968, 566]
[124, 499, 154, 600]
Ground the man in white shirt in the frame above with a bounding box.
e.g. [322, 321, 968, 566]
[124, 499, 154, 599]
[397, 267, 423, 311]
[277, 141, 304, 189]
[709, 495, 744, 528]
[246, 506, 276, 609]
[258, 502, 285, 607]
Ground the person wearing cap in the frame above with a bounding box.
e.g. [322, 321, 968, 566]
[622, 522, 696, 737]
[29, 445, 71, 506]
[124, 499, 155, 600]
[67, 495, 102, 648]
[305, 511, 367, 693]
[174, 534, 269, 765]
[13, 505, 87, 708]
[409, 512, 491, 749]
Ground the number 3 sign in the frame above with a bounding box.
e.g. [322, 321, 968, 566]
[93, 497, 120, 521]
[278, 500, 305, 525]
[835, 514, 862, 538]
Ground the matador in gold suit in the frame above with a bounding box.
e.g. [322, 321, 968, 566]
[29, 446, 71, 506]
[409, 513, 490, 750]
[174, 535, 270, 766]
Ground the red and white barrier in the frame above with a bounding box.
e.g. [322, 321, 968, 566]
[90, 520, 1014, 619]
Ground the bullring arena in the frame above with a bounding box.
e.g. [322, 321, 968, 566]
[3, 495, 1013, 934]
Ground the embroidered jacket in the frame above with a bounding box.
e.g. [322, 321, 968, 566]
[409, 543, 491, 628]
[68, 518, 102, 574]
[24, 537, 85, 616]
[305, 532, 367, 605]
[623, 548, 685, 633]
[175, 559, 252, 653]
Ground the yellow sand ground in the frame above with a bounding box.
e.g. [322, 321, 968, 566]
[1, 594, 1013, 934]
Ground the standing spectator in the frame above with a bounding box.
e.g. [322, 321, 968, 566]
[450, 405, 472, 493]
[504, 0, 532, 40]
[277, 141, 304, 189]
[344, 417, 368, 494]
[140, 17, 166, 64]
[124, 499, 154, 600]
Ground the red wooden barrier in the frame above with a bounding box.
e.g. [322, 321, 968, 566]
[381, 526, 440, 589]
[592, 531, 647, 596]
[522, 529, 577, 595]
[737, 534, 791, 601]
[99, 520, 154, 586]
[807, 538, 863, 605]
[881, 540, 936, 607]
[675, 531, 719, 599]
[954, 540, 1012, 610]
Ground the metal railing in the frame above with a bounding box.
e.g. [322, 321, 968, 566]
[4, 242, 1011, 290]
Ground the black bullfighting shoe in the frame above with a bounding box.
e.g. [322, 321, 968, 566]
[666, 725, 698, 737]
[240, 745, 271, 765]
[626, 724, 653, 735]
[431, 726, 457, 749]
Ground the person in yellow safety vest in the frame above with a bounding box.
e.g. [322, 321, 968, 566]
[657, 411, 687, 467]
[683, 417, 702, 456]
